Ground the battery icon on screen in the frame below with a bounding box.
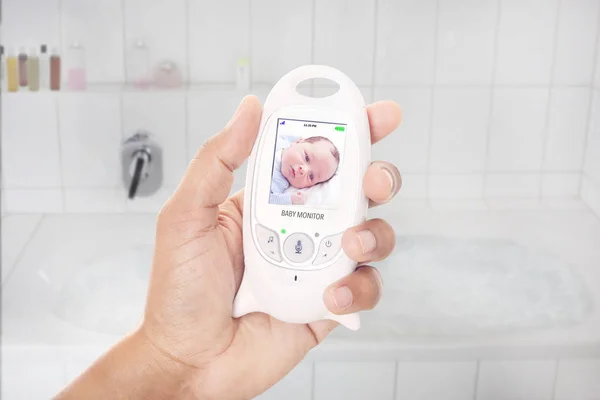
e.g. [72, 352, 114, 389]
[335, 126, 345, 132]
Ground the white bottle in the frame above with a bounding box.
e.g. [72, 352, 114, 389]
[236, 57, 250, 92]
[39, 44, 50, 90]
[128, 39, 150, 88]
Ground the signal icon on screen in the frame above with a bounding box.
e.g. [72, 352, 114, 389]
[280, 120, 286, 125]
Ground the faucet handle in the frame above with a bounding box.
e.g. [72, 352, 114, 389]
[122, 132, 163, 199]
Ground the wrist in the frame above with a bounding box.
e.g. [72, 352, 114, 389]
[58, 329, 196, 399]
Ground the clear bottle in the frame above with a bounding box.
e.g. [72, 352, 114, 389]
[28, 47, 40, 92]
[18, 46, 28, 87]
[50, 47, 61, 91]
[66, 41, 86, 91]
[236, 57, 250, 92]
[7, 47, 19, 92]
[39, 44, 50, 90]
[128, 39, 150, 88]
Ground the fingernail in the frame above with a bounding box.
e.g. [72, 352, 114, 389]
[357, 230, 377, 255]
[375, 163, 400, 201]
[332, 286, 353, 310]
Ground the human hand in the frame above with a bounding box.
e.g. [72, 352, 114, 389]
[291, 191, 306, 205]
[58, 95, 402, 400]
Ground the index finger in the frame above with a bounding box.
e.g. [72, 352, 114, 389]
[366, 100, 402, 144]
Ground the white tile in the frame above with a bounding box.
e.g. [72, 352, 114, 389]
[486, 198, 542, 210]
[251, 0, 312, 84]
[541, 173, 580, 197]
[124, 0, 187, 82]
[314, 362, 396, 400]
[429, 174, 484, 199]
[2, 93, 61, 188]
[430, 199, 489, 211]
[314, 0, 375, 85]
[488, 88, 549, 172]
[555, 359, 600, 400]
[1, 215, 42, 283]
[396, 362, 477, 400]
[477, 360, 556, 400]
[553, 0, 600, 85]
[59, 93, 122, 187]
[255, 362, 312, 400]
[376, 0, 437, 84]
[494, 0, 559, 85]
[584, 90, 600, 184]
[62, 0, 124, 82]
[313, 86, 373, 104]
[595, 39, 600, 89]
[485, 173, 540, 198]
[540, 197, 588, 210]
[582, 176, 600, 217]
[65, 189, 126, 213]
[372, 87, 432, 173]
[436, 0, 498, 84]
[4, 189, 64, 214]
[2, 347, 67, 399]
[187, 89, 247, 158]
[126, 187, 175, 213]
[1, 0, 60, 47]
[430, 88, 490, 173]
[122, 92, 187, 186]
[189, 0, 250, 82]
[544, 88, 590, 171]
[397, 174, 429, 199]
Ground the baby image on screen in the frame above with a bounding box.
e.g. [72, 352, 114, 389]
[270, 134, 340, 206]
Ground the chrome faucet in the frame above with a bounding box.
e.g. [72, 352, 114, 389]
[121, 131, 162, 199]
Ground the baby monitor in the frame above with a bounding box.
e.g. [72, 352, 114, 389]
[232, 65, 371, 330]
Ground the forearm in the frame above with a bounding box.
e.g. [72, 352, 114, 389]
[56, 329, 195, 400]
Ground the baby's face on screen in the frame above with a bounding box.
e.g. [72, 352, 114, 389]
[281, 139, 339, 189]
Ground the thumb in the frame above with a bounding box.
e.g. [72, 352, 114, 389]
[169, 95, 262, 213]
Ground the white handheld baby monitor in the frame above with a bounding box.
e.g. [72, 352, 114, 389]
[232, 65, 371, 330]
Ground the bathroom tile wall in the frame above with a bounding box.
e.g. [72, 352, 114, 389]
[3, 347, 600, 400]
[2, 0, 600, 214]
[582, 23, 600, 218]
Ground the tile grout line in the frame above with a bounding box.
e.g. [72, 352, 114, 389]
[538, 0, 563, 201]
[310, 360, 316, 400]
[482, 0, 503, 201]
[119, 92, 127, 211]
[550, 359, 560, 400]
[309, 0, 316, 97]
[2, 214, 45, 287]
[579, 1, 600, 196]
[248, 0, 254, 92]
[424, 0, 441, 201]
[55, 93, 66, 212]
[472, 360, 481, 400]
[392, 360, 399, 400]
[121, 0, 127, 83]
[370, 0, 379, 103]
[185, 0, 191, 83]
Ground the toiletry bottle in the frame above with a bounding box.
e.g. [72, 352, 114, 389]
[18, 46, 28, 87]
[236, 57, 251, 92]
[128, 39, 150, 88]
[40, 44, 50, 90]
[50, 47, 61, 91]
[0, 46, 5, 89]
[7, 47, 19, 92]
[28, 47, 40, 92]
[66, 41, 86, 91]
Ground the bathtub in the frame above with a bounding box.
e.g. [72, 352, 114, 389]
[3, 200, 600, 399]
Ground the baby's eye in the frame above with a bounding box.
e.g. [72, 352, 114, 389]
[304, 152, 310, 162]
[309, 173, 314, 181]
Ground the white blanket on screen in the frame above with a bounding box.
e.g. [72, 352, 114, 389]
[283, 174, 340, 207]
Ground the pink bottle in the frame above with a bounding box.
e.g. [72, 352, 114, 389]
[66, 42, 86, 91]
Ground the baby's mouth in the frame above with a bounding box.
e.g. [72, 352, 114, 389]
[290, 166, 296, 178]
